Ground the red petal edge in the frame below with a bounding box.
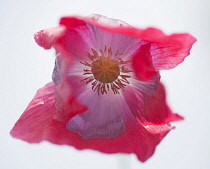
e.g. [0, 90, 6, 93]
[10, 82, 172, 162]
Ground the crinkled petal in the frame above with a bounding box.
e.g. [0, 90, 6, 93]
[10, 82, 172, 162]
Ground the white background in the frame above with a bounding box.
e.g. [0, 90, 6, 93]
[1, 0, 210, 169]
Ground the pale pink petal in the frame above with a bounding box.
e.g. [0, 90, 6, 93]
[66, 74, 125, 139]
[61, 25, 94, 61]
[86, 23, 141, 60]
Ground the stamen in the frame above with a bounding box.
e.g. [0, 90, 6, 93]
[80, 46, 132, 95]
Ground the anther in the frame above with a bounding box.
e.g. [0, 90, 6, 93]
[80, 46, 132, 95]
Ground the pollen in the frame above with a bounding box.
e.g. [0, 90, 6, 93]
[80, 46, 132, 95]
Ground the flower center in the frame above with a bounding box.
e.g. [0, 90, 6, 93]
[80, 46, 132, 95]
[91, 56, 120, 83]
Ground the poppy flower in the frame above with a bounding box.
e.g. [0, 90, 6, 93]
[10, 14, 196, 162]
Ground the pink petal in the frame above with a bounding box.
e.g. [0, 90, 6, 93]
[86, 23, 141, 60]
[10, 82, 86, 142]
[10, 82, 171, 162]
[59, 24, 94, 61]
[124, 80, 183, 125]
[52, 58, 87, 122]
[143, 82, 184, 124]
[132, 41, 158, 80]
[150, 34, 197, 70]
[10, 83, 56, 142]
[66, 88, 125, 139]
[34, 26, 66, 49]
